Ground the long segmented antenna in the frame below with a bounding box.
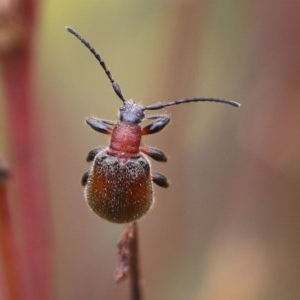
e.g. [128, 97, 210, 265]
[65, 26, 126, 103]
[143, 97, 241, 110]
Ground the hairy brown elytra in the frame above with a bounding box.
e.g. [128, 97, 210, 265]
[66, 26, 241, 224]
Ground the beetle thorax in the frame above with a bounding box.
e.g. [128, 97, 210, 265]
[109, 122, 142, 157]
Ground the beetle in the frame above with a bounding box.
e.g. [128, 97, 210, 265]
[66, 26, 240, 223]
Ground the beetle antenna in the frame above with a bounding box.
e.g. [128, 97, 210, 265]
[65, 26, 126, 103]
[143, 97, 241, 110]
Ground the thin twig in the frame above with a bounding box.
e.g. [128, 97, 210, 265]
[128, 222, 142, 300]
[115, 225, 131, 283]
[115, 222, 143, 300]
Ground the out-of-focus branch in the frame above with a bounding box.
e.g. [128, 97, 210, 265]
[0, 1, 52, 300]
[0, 157, 22, 300]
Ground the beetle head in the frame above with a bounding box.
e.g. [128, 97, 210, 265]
[119, 100, 145, 124]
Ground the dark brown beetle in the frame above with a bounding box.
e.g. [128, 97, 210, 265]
[66, 26, 240, 223]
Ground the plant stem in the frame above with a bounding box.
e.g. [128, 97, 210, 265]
[129, 222, 142, 300]
[0, 2, 52, 299]
[115, 222, 143, 300]
[0, 158, 22, 300]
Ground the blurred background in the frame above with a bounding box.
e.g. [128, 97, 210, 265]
[1, 0, 300, 299]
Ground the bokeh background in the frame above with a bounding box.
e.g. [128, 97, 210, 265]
[1, 0, 300, 299]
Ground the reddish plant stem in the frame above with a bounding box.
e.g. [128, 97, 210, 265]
[1, 51, 52, 300]
[0, 158, 22, 300]
[0, 2, 52, 300]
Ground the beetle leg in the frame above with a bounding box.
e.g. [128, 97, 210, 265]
[86, 117, 114, 134]
[81, 171, 90, 186]
[140, 146, 167, 162]
[152, 171, 169, 188]
[86, 147, 105, 162]
[142, 114, 170, 135]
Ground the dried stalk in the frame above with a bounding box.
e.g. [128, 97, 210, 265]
[115, 222, 143, 300]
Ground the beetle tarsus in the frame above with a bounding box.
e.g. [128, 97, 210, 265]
[81, 171, 90, 186]
[140, 146, 167, 162]
[142, 115, 170, 135]
[152, 172, 169, 188]
[86, 117, 113, 134]
[86, 147, 104, 162]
